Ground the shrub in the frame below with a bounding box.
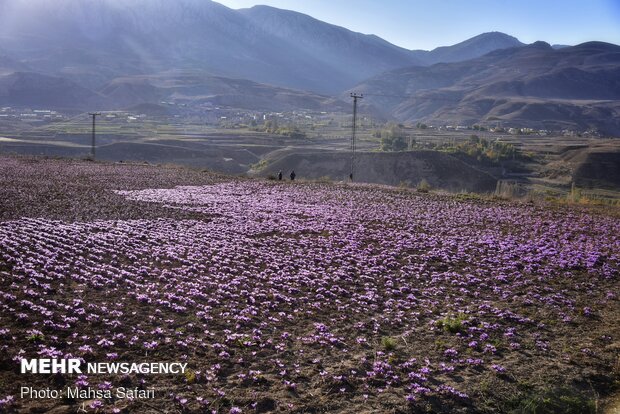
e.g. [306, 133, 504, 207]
[381, 336, 397, 351]
[417, 179, 431, 193]
[184, 369, 197, 384]
[26, 332, 44, 342]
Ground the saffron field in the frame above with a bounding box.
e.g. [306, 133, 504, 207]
[0, 156, 619, 413]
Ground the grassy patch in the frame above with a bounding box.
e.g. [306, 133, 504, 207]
[250, 159, 269, 171]
[507, 388, 596, 414]
[436, 313, 468, 334]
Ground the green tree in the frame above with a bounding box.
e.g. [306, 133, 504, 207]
[380, 123, 408, 152]
[392, 135, 408, 151]
[264, 119, 278, 133]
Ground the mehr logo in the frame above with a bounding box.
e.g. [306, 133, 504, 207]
[20, 359, 188, 374]
[21, 359, 82, 374]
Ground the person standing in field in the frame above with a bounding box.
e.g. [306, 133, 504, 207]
[278, 170, 283, 181]
[290, 170, 296, 181]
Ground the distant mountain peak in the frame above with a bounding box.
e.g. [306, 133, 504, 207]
[462, 31, 522, 43]
[570, 41, 620, 51]
[527, 40, 553, 49]
[415, 31, 524, 64]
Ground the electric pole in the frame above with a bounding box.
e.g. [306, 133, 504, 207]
[88, 112, 101, 160]
[350, 93, 363, 181]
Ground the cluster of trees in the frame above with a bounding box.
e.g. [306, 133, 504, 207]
[254, 120, 307, 139]
[372, 124, 521, 163]
[451, 135, 518, 163]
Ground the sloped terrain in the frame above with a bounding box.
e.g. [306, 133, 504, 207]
[239, 5, 423, 82]
[255, 150, 497, 193]
[99, 71, 350, 111]
[571, 149, 620, 189]
[0, 72, 108, 109]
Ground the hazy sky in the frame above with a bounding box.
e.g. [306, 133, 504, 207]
[217, 0, 620, 50]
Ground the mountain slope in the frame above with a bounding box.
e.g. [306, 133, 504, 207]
[0, 72, 107, 109]
[0, 0, 326, 91]
[351, 41, 620, 134]
[0, 0, 536, 97]
[239, 5, 423, 83]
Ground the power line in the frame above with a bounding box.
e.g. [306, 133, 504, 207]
[30, 111, 89, 133]
[362, 92, 465, 103]
[88, 112, 101, 160]
[363, 92, 413, 99]
[350, 93, 363, 181]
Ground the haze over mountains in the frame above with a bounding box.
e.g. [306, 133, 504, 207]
[0, 0, 619, 133]
[0, 0, 422, 95]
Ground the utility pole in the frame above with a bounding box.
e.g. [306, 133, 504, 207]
[88, 112, 101, 160]
[349, 93, 363, 181]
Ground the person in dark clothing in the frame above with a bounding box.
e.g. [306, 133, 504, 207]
[278, 170, 283, 181]
[290, 170, 296, 181]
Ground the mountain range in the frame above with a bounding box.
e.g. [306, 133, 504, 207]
[0, 0, 618, 134]
[0, 0, 529, 94]
[351, 41, 620, 133]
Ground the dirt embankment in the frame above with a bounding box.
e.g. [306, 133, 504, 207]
[256, 150, 498, 193]
[572, 150, 620, 190]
